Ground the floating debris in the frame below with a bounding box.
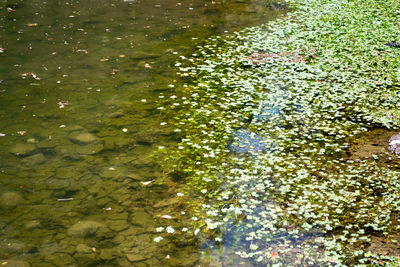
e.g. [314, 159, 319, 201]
[160, 215, 173, 219]
[140, 180, 154, 186]
[57, 198, 73, 201]
[20, 72, 40, 80]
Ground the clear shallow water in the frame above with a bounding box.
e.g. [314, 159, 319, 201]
[0, 0, 281, 265]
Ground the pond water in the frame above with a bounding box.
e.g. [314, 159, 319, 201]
[0, 0, 283, 266]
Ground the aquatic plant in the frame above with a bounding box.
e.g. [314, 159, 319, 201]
[155, 0, 400, 265]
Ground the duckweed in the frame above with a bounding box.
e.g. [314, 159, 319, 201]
[156, 0, 400, 265]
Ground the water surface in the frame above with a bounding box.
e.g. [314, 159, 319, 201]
[0, 0, 282, 265]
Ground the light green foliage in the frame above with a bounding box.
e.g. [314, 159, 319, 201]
[157, 0, 400, 265]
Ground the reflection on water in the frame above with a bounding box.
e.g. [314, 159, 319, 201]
[0, 0, 281, 265]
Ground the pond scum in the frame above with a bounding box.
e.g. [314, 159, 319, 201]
[154, 0, 400, 265]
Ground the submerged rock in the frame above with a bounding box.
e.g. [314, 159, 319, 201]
[135, 132, 156, 146]
[24, 220, 41, 230]
[67, 221, 111, 238]
[99, 248, 115, 260]
[130, 210, 154, 227]
[130, 51, 162, 60]
[10, 143, 36, 157]
[0, 260, 30, 267]
[44, 253, 75, 266]
[166, 252, 199, 266]
[1, 240, 26, 254]
[107, 219, 129, 232]
[153, 197, 180, 208]
[108, 111, 124, 118]
[389, 133, 400, 155]
[69, 132, 98, 144]
[126, 253, 148, 263]
[76, 244, 92, 253]
[0, 192, 23, 207]
[75, 143, 104, 155]
[22, 153, 46, 166]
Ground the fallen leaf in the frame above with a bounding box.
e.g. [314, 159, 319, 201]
[270, 252, 278, 259]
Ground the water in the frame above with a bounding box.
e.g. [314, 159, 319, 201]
[0, 0, 282, 265]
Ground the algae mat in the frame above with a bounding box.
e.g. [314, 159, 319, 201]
[156, 0, 400, 265]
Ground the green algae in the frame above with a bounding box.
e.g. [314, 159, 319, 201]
[157, 0, 400, 265]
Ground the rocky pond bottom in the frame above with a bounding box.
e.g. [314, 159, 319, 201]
[156, 0, 400, 265]
[0, 121, 191, 266]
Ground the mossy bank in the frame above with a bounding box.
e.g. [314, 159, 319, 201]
[155, 0, 400, 265]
